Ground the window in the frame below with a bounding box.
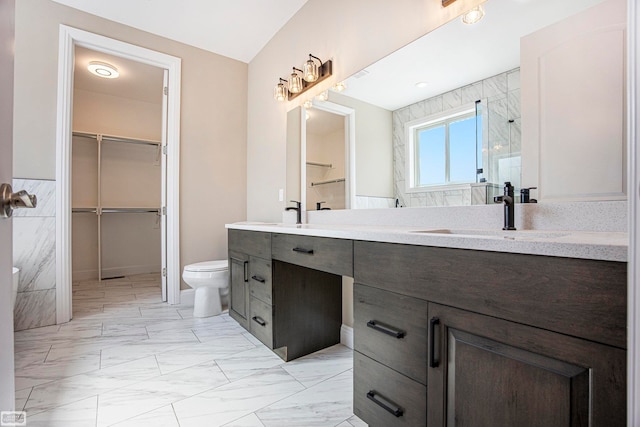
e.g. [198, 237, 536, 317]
[406, 104, 481, 190]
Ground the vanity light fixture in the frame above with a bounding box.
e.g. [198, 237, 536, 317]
[273, 54, 333, 102]
[461, 5, 485, 25]
[303, 54, 323, 82]
[333, 81, 346, 92]
[289, 67, 304, 94]
[274, 78, 288, 102]
[88, 61, 119, 79]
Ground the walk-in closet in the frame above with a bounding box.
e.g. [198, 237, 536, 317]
[71, 46, 167, 300]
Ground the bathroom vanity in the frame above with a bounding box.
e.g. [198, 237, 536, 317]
[226, 223, 627, 426]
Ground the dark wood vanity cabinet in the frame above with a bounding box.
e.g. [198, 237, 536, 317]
[228, 230, 344, 361]
[228, 229, 272, 330]
[353, 240, 627, 427]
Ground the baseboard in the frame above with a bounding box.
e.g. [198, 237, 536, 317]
[180, 288, 195, 306]
[73, 265, 161, 281]
[341, 324, 354, 349]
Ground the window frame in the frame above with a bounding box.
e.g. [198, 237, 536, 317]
[404, 102, 479, 192]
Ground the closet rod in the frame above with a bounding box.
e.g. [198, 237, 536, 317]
[101, 208, 160, 214]
[72, 131, 160, 147]
[72, 208, 97, 213]
[310, 178, 346, 187]
[306, 161, 333, 168]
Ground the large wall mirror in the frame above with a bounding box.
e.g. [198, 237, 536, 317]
[287, 0, 625, 211]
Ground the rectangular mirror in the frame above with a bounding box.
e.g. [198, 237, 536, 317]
[287, 0, 625, 210]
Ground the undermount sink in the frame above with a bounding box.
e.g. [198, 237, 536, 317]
[409, 229, 571, 240]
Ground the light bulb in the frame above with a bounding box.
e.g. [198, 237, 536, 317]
[289, 69, 303, 94]
[274, 81, 287, 101]
[303, 59, 319, 82]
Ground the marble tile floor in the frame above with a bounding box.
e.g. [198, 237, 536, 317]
[14, 274, 366, 427]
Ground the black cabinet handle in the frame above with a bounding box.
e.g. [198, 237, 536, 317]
[251, 275, 266, 283]
[366, 390, 404, 417]
[292, 247, 314, 255]
[429, 317, 440, 368]
[366, 320, 405, 339]
[243, 261, 249, 282]
[252, 316, 266, 326]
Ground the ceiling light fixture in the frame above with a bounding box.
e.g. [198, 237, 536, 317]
[88, 61, 119, 79]
[461, 5, 485, 25]
[415, 81, 428, 88]
[274, 54, 332, 102]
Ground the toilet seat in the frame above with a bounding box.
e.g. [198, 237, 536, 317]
[184, 260, 228, 272]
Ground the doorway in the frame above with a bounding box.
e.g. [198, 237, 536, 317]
[71, 46, 165, 301]
[301, 101, 356, 211]
[56, 26, 181, 323]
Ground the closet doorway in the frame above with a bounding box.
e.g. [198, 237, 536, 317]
[71, 46, 166, 299]
[56, 26, 182, 323]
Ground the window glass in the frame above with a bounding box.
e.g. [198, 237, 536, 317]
[417, 125, 446, 186]
[449, 116, 477, 183]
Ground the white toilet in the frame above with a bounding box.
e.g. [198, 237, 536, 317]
[182, 260, 229, 317]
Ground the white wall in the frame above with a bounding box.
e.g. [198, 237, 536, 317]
[13, 0, 248, 290]
[247, 0, 482, 222]
[329, 92, 393, 198]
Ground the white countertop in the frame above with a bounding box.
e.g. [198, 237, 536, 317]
[226, 222, 628, 262]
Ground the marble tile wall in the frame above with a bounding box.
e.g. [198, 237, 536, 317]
[13, 178, 56, 331]
[353, 196, 395, 209]
[394, 68, 521, 207]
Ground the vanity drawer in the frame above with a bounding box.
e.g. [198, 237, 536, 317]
[354, 284, 428, 385]
[272, 233, 353, 276]
[249, 256, 272, 304]
[354, 351, 426, 427]
[249, 296, 273, 348]
[228, 229, 272, 259]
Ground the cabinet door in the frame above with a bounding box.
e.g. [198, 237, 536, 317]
[229, 256, 249, 329]
[427, 303, 625, 427]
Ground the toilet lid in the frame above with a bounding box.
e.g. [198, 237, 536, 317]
[184, 260, 228, 272]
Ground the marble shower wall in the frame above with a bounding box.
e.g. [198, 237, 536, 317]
[393, 68, 521, 208]
[13, 178, 56, 331]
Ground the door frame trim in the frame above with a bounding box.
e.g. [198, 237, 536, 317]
[55, 25, 182, 323]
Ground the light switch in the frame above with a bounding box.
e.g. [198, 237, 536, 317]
[278, 188, 284, 202]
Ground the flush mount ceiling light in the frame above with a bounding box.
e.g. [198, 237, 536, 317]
[87, 61, 119, 79]
[461, 5, 485, 25]
[274, 54, 332, 102]
[415, 81, 429, 88]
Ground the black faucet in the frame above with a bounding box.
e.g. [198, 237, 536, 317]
[493, 182, 516, 230]
[286, 200, 302, 224]
[520, 187, 538, 203]
[316, 201, 331, 211]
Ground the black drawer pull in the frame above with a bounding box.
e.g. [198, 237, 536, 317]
[292, 247, 314, 255]
[429, 317, 440, 368]
[366, 390, 404, 417]
[243, 260, 249, 282]
[252, 316, 266, 326]
[366, 320, 405, 339]
[251, 275, 266, 283]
